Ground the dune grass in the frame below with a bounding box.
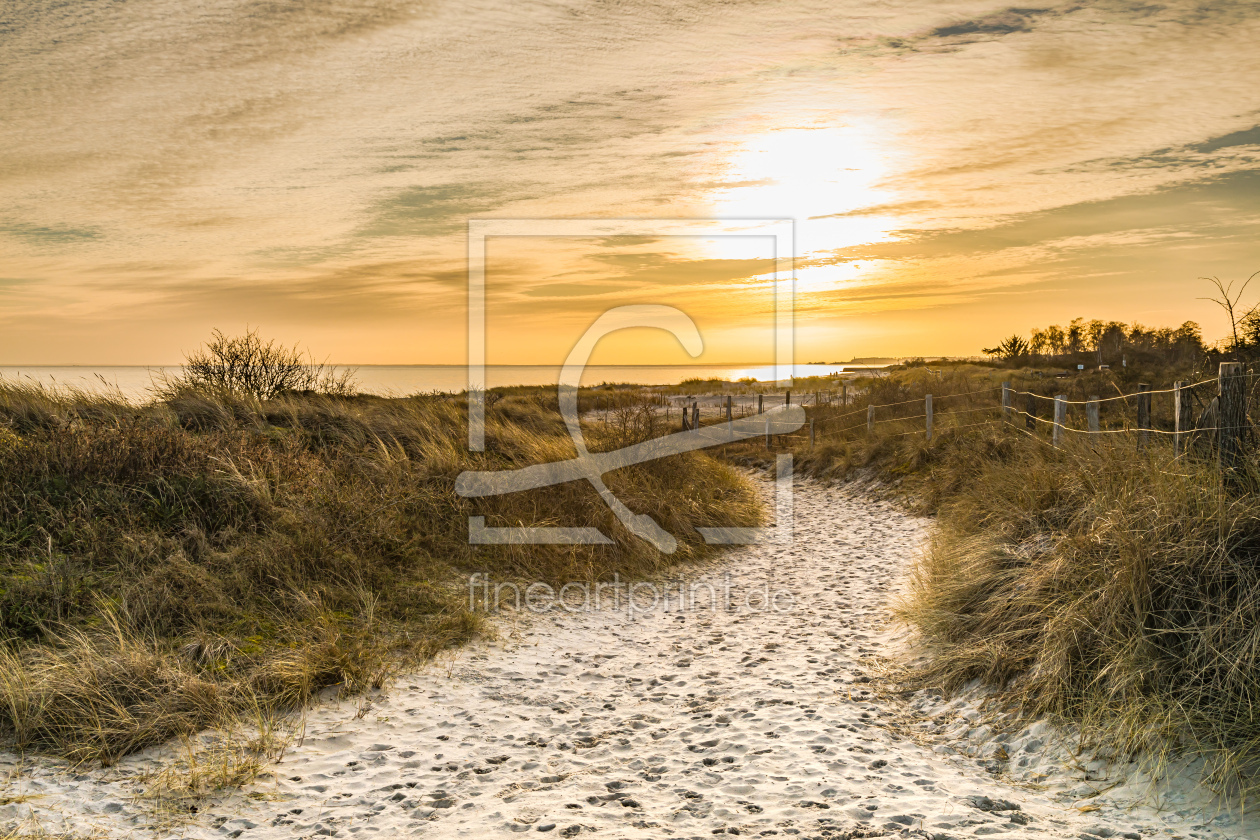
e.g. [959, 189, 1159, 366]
[0, 380, 758, 765]
[898, 440, 1260, 785]
[743, 361, 1260, 798]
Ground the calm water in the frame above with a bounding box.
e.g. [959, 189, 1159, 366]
[0, 364, 868, 402]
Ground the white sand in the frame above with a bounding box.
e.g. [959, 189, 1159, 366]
[2, 477, 1255, 838]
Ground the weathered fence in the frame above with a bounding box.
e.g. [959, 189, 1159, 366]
[785, 363, 1252, 488]
[584, 363, 1256, 486]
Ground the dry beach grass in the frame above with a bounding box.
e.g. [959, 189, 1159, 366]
[10, 477, 1238, 840]
[0, 377, 758, 766]
[769, 362, 1260, 801]
[8, 348, 1260, 828]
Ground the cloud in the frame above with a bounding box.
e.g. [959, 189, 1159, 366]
[1193, 123, 1260, 154]
[522, 282, 634, 298]
[828, 169, 1260, 264]
[928, 6, 1059, 39]
[359, 183, 524, 239]
[0, 222, 100, 245]
[2, 0, 1259, 361]
[503, 253, 780, 317]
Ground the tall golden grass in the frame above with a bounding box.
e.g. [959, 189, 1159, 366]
[763, 362, 1260, 798]
[0, 379, 758, 764]
[899, 434, 1260, 797]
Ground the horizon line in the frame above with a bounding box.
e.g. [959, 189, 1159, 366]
[0, 360, 912, 369]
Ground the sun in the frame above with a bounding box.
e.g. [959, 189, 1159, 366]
[708, 123, 898, 249]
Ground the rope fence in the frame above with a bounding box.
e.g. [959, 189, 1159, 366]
[630, 363, 1257, 489]
[1005, 377, 1216, 405]
[581, 364, 1256, 489]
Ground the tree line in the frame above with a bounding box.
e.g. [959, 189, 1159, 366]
[982, 274, 1260, 369]
[983, 318, 1206, 367]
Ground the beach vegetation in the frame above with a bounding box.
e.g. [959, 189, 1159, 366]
[0, 333, 758, 764]
[757, 348, 1260, 798]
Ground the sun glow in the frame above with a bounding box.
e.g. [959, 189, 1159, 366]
[701, 124, 902, 289]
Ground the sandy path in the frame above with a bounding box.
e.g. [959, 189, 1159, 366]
[2, 479, 1251, 839]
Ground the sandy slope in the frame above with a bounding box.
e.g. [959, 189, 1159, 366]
[2, 478, 1254, 839]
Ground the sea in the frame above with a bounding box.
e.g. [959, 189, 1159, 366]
[0, 364, 876, 403]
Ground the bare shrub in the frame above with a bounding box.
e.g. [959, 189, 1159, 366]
[171, 329, 355, 401]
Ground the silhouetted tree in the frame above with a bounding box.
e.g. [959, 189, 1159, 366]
[1067, 317, 1085, 355]
[982, 335, 1030, 362]
[1045, 324, 1066, 356]
[1201, 272, 1260, 360]
[176, 328, 356, 400]
[1029, 328, 1048, 360]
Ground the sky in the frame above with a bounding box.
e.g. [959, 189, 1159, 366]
[1, 0, 1258, 365]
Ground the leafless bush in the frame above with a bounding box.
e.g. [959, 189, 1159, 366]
[171, 329, 355, 401]
[608, 402, 661, 446]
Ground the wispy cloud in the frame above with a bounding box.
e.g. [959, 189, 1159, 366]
[1, 0, 1257, 362]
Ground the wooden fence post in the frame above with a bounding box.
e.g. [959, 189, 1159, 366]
[841, 384, 848, 406]
[692, 401, 699, 434]
[1052, 395, 1067, 447]
[1220, 363, 1246, 489]
[867, 403, 875, 434]
[925, 394, 933, 442]
[1174, 381, 1193, 457]
[1001, 382, 1011, 421]
[786, 391, 791, 406]
[1087, 396, 1100, 433]
[725, 395, 732, 423]
[1136, 383, 1151, 452]
[757, 394, 763, 414]
[1025, 392, 1036, 432]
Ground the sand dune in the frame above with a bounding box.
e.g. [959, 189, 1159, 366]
[2, 478, 1253, 838]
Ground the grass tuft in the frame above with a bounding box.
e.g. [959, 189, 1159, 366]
[0, 379, 758, 764]
[896, 438, 1260, 795]
[746, 360, 1260, 799]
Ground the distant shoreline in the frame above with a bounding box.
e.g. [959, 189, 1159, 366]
[0, 363, 897, 400]
[0, 361, 902, 369]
